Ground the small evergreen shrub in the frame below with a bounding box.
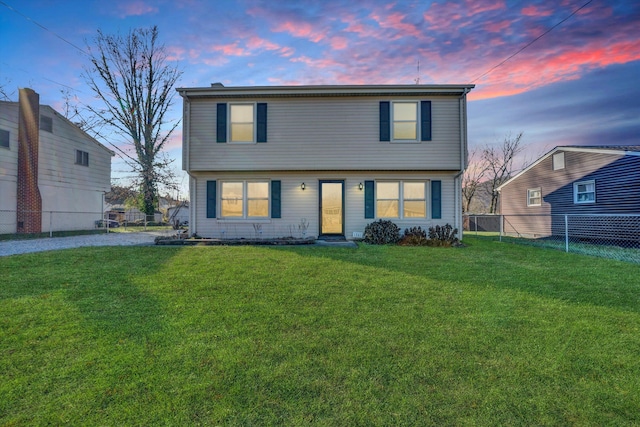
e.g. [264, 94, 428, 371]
[363, 220, 401, 245]
[427, 224, 459, 247]
[399, 226, 429, 246]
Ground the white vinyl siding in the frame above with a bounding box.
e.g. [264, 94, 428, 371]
[189, 172, 458, 240]
[187, 97, 462, 171]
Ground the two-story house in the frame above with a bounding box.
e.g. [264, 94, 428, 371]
[0, 88, 113, 234]
[177, 84, 474, 240]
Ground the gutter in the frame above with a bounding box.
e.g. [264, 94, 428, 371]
[456, 87, 471, 237]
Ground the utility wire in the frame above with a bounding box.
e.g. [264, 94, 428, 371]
[471, 0, 594, 83]
[0, 0, 90, 57]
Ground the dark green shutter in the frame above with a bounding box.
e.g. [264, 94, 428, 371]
[364, 180, 375, 219]
[421, 101, 432, 141]
[216, 103, 227, 143]
[257, 103, 267, 143]
[206, 180, 217, 218]
[271, 180, 281, 218]
[431, 180, 441, 219]
[379, 102, 390, 141]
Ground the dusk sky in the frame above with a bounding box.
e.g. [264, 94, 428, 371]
[1, 0, 639, 195]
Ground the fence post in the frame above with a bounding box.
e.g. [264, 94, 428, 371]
[565, 214, 569, 252]
[474, 215, 478, 235]
[49, 211, 53, 238]
[499, 215, 503, 242]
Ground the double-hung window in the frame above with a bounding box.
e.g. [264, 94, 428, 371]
[75, 149, 89, 166]
[527, 188, 541, 206]
[230, 104, 255, 142]
[220, 181, 269, 218]
[376, 181, 427, 218]
[574, 180, 595, 204]
[393, 102, 418, 141]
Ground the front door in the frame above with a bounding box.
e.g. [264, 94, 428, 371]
[319, 180, 344, 236]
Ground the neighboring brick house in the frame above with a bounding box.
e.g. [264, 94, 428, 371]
[177, 83, 474, 239]
[0, 88, 113, 234]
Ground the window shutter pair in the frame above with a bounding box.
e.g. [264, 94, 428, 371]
[216, 103, 267, 143]
[379, 101, 431, 141]
[363, 179, 441, 219]
[206, 180, 281, 218]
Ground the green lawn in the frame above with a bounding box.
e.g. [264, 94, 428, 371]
[1, 238, 639, 425]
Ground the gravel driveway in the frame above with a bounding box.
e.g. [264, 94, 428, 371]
[0, 231, 172, 257]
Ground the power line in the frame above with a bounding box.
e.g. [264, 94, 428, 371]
[0, 0, 89, 57]
[471, 0, 594, 83]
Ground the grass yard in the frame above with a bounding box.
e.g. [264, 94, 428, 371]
[1, 237, 639, 425]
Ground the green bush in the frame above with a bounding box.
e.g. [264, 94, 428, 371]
[363, 220, 401, 245]
[427, 224, 459, 247]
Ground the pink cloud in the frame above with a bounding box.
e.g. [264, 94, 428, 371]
[521, 5, 553, 17]
[116, 1, 158, 18]
[484, 20, 512, 33]
[211, 42, 248, 57]
[369, 11, 422, 38]
[330, 36, 348, 50]
[272, 21, 327, 43]
[165, 45, 186, 61]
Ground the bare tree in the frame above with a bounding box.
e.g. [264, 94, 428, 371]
[0, 78, 15, 101]
[483, 132, 525, 213]
[462, 147, 489, 213]
[83, 26, 182, 216]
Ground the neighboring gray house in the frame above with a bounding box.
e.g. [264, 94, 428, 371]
[0, 88, 113, 234]
[497, 145, 640, 240]
[177, 84, 474, 239]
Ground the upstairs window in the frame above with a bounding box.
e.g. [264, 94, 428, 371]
[217, 103, 267, 143]
[392, 102, 418, 141]
[75, 149, 89, 166]
[40, 115, 53, 133]
[574, 180, 595, 204]
[527, 188, 541, 206]
[230, 104, 254, 142]
[0, 129, 9, 149]
[380, 101, 431, 142]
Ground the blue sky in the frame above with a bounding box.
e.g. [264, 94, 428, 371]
[1, 0, 639, 196]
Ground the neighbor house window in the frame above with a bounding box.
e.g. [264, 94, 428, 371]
[0, 129, 9, 149]
[75, 149, 89, 166]
[40, 115, 53, 132]
[553, 152, 565, 170]
[392, 102, 418, 141]
[220, 181, 269, 218]
[230, 104, 255, 142]
[376, 181, 427, 218]
[574, 180, 595, 204]
[527, 188, 541, 206]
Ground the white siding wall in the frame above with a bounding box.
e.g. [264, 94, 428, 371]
[0, 102, 19, 213]
[187, 96, 462, 171]
[190, 171, 458, 239]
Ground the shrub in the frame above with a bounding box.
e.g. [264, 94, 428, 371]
[363, 220, 401, 245]
[427, 224, 459, 247]
[399, 226, 429, 246]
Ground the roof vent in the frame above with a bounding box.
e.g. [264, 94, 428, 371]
[211, 82, 224, 87]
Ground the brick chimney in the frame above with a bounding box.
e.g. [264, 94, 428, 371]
[16, 88, 42, 233]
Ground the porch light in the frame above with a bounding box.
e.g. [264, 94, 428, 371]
[358, 182, 364, 191]
[301, 182, 306, 190]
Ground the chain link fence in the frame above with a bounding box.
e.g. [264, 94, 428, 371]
[0, 210, 172, 238]
[464, 214, 640, 264]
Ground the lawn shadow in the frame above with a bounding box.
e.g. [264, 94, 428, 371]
[0, 247, 179, 342]
[268, 240, 640, 314]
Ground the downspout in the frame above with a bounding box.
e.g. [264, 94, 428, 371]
[456, 88, 470, 239]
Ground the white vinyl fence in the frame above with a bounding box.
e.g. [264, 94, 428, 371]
[464, 214, 640, 264]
